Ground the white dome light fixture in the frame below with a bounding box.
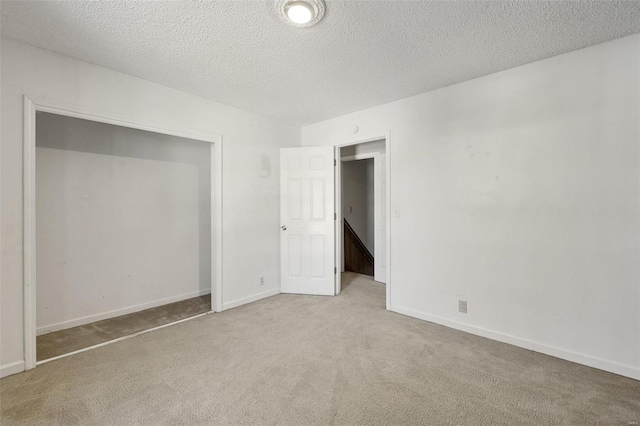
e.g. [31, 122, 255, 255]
[276, 0, 325, 28]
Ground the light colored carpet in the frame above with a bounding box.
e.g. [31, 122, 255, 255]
[1, 273, 638, 425]
[37, 295, 212, 361]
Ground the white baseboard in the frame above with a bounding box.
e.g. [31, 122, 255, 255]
[1, 360, 25, 378]
[222, 288, 280, 311]
[389, 304, 640, 381]
[37, 289, 212, 336]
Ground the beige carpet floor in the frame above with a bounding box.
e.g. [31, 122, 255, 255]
[1, 273, 638, 425]
[37, 295, 212, 361]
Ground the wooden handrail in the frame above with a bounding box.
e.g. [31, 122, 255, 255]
[344, 219, 374, 276]
[344, 219, 374, 262]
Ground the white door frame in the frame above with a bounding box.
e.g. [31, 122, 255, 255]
[22, 95, 224, 370]
[334, 133, 391, 309]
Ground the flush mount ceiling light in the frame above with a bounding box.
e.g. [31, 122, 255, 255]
[275, 0, 325, 27]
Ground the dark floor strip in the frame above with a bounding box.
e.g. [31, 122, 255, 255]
[37, 294, 211, 361]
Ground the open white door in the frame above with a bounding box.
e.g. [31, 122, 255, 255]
[280, 146, 335, 295]
[374, 154, 387, 283]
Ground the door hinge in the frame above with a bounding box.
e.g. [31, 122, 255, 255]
[334, 159, 337, 166]
[334, 212, 337, 220]
[335, 267, 337, 274]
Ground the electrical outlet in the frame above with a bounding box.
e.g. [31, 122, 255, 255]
[259, 276, 265, 286]
[458, 300, 467, 313]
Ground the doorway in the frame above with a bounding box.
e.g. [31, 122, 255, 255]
[278, 136, 390, 306]
[341, 158, 374, 277]
[23, 96, 223, 369]
[335, 138, 388, 299]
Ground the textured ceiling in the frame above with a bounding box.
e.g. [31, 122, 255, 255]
[2, 1, 640, 125]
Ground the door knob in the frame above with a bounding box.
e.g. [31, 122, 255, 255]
[281, 225, 287, 231]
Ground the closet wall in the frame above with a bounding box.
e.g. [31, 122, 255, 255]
[36, 112, 213, 334]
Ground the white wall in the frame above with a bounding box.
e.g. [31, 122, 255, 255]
[342, 159, 374, 254]
[36, 113, 212, 334]
[341, 139, 385, 158]
[0, 38, 298, 376]
[303, 34, 640, 379]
